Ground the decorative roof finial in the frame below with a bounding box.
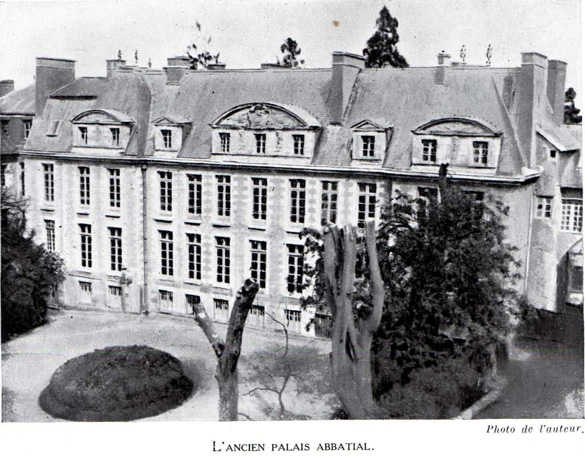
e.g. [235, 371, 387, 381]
[135, 50, 138, 65]
[486, 44, 493, 66]
[460, 45, 466, 63]
[118, 49, 122, 60]
[148, 58, 152, 68]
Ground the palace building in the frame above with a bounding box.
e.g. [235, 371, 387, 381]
[0, 51, 582, 338]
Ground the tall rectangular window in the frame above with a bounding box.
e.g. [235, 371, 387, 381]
[293, 134, 305, 155]
[108, 168, 121, 208]
[159, 171, 172, 212]
[23, 120, 32, 140]
[159, 290, 173, 313]
[110, 128, 120, 147]
[422, 140, 437, 162]
[79, 126, 88, 145]
[108, 227, 123, 271]
[561, 199, 583, 233]
[1, 120, 9, 137]
[79, 166, 90, 206]
[188, 174, 202, 216]
[255, 133, 266, 154]
[186, 294, 201, 315]
[321, 181, 338, 225]
[161, 129, 172, 149]
[187, 233, 202, 281]
[287, 244, 304, 294]
[358, 183, 377, 228]
[160, 231, 174, 276]
[290, 179, 306, 224]
[535, 196, 553, 219]
[214, 298, 230, 322]
[219, 132, 230, 153]
[20, 162, 25, 196]
[45, 220, 55, 252]
[362, 136, 375, 157]
[43, 163, 54, 202]
[0, 165, 6, 187]
[79, 224, 92, 268]
[216, 237, 231, 284]
[252, 177, 268, 221]
[285, 309, 302, 334]
[473, 141, 489, 165]
[217, 175, 231, 217]
[250, 240, 267, 289]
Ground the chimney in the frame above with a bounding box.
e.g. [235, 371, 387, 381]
[518, 52, 548, 168]
[107, 59, 127, 78]
[435, 52, 451, 85]
[547, 60, 567, 125]
[0, 80, 15, 98]
[167, 56, 190, 67]
[164, 66, 189, 84]
[208, 63, 227, 70]
[260, 63, 285, 70]
[329, 52, 365, 124]
[36, 57, 75, 115]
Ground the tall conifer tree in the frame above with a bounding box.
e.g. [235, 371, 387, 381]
[363, 6, 409, 68]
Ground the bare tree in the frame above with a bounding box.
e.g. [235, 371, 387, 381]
[322, 220, 385, 419]
[192, 279, 259, 421]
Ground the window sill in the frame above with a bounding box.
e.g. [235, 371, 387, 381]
[106, 214, 121, 219]
[212, 285, 232, 295]
[77, 211, 90, 216]
[41, 207, 55, 212]
[249, 224, 267, 231]
[158, 277, 175, 284]
[184, 279, 202, 286]
[212, 221, 231, 228]
[154, 217, 173, 223]
[71, 270, 94, 278]
[286, 225, 304, 234]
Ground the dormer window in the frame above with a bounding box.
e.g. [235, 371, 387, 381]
[161, 129, 172, 149]
[79, 127, 88, 145]
[293, 134, 305, 155]
[220, 132, 230, 153]
[47, 120, 62, 137]
[110, 128, 120, 147]
[422, 139, 437, 162]
[362, 136, 375, 158]
[23, 120, 32, 140]
[473, 141, 489, 165]
[255, 133, 266, 154]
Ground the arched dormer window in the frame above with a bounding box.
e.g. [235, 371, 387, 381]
[412, 117, 502, 169]
[71, 109, 135, 150]
[210, 103, 321, 159]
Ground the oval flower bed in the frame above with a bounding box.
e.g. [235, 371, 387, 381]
[39, 345, 194, 421]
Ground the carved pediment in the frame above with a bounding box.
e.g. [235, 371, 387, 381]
[153, 115, 191, 126]
[212, 103, 321, 130]
[413, 117, 501, 137]
[72, 109, 134, 125]
[351, 119, 392, 131]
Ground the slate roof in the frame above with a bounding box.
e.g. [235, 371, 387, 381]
[51, 77, 109, 98]
[0, 85, 36, 115]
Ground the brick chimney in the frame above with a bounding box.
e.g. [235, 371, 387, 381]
[547, 60, 567, 125]
[0, 80, 15, 98]
[518, 52, 548, 168]
[329, 52, 365, 125]
[167, 56, 190, 67]
[107, 59, 127, 78]
[208, 63, 227, 70]
[36, 57, 75, 115]
[164, 56, 191, 84]
[435, 52, 451, 85]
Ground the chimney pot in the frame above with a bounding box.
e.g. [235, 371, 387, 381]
[0, 80, 15, 98]
[167, 56, 190, 67]
[207, 63, 227, 70]
[437, 52, 451, 66]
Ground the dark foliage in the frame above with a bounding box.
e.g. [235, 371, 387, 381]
[280, 38, 304, 68]
[1, 188, 65, 342]
[39, 345, 195, 421]
[565, 87, 582, 124]
[363, 6, 409, 69]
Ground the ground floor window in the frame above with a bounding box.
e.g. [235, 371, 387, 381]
[107, 286, 122, 309]
[314, 313, 332, 339]
[159, 290, 173, 313]
[214, 298, 229, 322]
[79, 281, 92, 303]
[285, 309, 302, 334]
[186, 294, 200, 315]
[248, 303, 265, 328]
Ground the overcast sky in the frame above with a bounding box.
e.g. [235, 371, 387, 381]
[0, 0, 581, 97]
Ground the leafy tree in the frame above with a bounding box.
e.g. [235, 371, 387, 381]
[186, 21, 220, 70]
[564, 87, 582, 124]
[1, 187, 65, 342]
[280, 38, 305, 68]
[363, 5, 409, 68]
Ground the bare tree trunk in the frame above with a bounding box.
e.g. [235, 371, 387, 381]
[192, 279, 259, 421]
[323, 221, 385, 419]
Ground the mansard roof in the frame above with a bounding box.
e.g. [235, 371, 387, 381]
[211, 102, 321, 129]
[0, 84, 36, 115]
[71, 108, 135, 124]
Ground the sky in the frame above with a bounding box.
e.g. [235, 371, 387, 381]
[0, 0, 581, 97]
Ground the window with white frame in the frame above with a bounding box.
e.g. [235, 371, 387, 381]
[321, 181, 338, 225]
[23, 120, 32, 140]
[219, 132, 230, 153]
[79, 167, 90, 206]
[249, 304, 265, 328]
[250, 240, 267, 289]
[43, 164, 54, 202]
[79, 281, 92, 301]
[186, 294, 201, 315]
[79, 126, 88, 145]
[187, 233, 202, 281]
[108, 168, 121, 208]
[79, 224, 92, 268]
[159, 290, 173, 313]
[46, 120, 62, 137]
[110, 128, 120, 147]
[45, 220, 55, 252]
[293, 134, 305, 155]
[108, 227, 123, 271]
[255, 133, 266, 154]
[187, 174, 202, 216]
[358, 183, 377, 228]
[285, 309, 302, 333]
[217, 175, 231, 217]
[159, 171, 172, 212]
[214, 298, 229, 322]
[161, 129, 172, 149]
[290, 179, 306, 224]
[216, 237, 231, 284]
[159, 230, 174, 276]
[473, 141, 489, 166]
[109, 286, 122, 297]
[362, 136, 375, 158]
[287, 244, 304, 294]
[252, 177, 267, 221]
[561, 199, 583, 233]
[422, 140, 437, 163]
[535, 196, 553, 219]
